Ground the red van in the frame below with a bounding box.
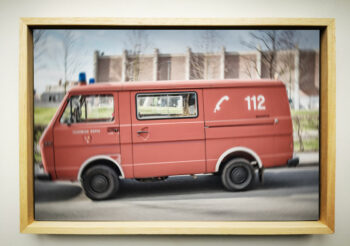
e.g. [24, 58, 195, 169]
[39, 79, 299, 200]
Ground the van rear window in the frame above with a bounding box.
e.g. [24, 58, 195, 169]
[136, 92, 197, 120]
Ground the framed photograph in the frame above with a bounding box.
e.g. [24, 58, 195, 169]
[19, 18, 335, 234]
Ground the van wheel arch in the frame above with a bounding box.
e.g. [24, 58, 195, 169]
[79, 159, 122, 181]
[217, 151, 259, 175]
[216, 148, 265, 183]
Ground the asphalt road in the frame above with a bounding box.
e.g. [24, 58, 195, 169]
[34, 164, 319, 221]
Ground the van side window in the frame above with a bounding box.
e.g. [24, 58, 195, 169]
[136, 92, 197, 120]
[60, 94, 114, 124]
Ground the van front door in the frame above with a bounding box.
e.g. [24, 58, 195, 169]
[131, 90, 206, 178]
[53, 92, 120, 180]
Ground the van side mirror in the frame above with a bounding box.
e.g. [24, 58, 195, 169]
[64, 118, 72, 126]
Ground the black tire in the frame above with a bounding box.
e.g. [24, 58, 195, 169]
[221, 158, 254, 191]
[82, 165, 119, 200]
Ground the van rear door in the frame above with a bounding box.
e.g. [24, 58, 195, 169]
[203, 84, 293, 172]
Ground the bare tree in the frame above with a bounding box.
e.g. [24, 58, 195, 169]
[191, 30, 224, 79]
[241, 30, 298, 80]
[240, 53, 260, 79]
[190, 52, 205, 80]
[61, 31, 79, 83]
[33, 29, 47, 71]
[195, 30, 223, 53]
[124, 30, 150, 81]
[54, 30, 84, 92]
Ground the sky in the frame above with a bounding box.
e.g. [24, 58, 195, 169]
[34, 29, 320, 94]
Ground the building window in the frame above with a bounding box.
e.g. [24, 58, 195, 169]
[167, 60, 171, 80]
[136, 92, 197, 120]
[158, 57, 172, 81]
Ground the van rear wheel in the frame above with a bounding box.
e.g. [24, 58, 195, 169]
[82, 165, 119, 200]
[221, 158, 254, 191]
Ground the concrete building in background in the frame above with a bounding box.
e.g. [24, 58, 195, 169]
[38, 48, 316, 110]
[94, 48, 319, 110]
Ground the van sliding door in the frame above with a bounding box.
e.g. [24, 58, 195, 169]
[130, 90, 206, 178]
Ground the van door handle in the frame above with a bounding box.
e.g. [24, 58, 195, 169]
[137, 131, 148, 135]
[107, 127, 119, 133]
[137, 130, 148, 134]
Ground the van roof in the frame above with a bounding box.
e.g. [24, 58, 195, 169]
[69, 79, 285, 93]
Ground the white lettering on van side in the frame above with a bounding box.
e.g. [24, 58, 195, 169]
[244, 95, 266, 111]
[90, 129, 101, 134]
[73, 130, 89, 135]
[214, 96, 229, 113]
[73, 129, 101, 135]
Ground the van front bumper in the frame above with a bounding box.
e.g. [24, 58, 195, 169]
[35, 163, 52, 180]
[287, 157, 299, 167]
[35, 172, 52, 181]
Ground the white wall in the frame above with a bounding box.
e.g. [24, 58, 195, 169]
[0, 0, 348, 245]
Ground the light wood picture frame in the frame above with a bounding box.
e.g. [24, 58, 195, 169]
[19, 18, 335, 235]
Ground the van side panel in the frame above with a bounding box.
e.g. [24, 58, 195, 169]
[118, 91, 134, 178]
[130, 89, 206, 178]
[203, 85, 293, 172]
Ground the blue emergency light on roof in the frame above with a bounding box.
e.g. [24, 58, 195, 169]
[89, 78, 95, 84]
[79, 72, 86, 83]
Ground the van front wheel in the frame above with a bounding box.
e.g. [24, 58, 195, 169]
[82, 165, 119, 200]
[221, 158, 254, 191]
